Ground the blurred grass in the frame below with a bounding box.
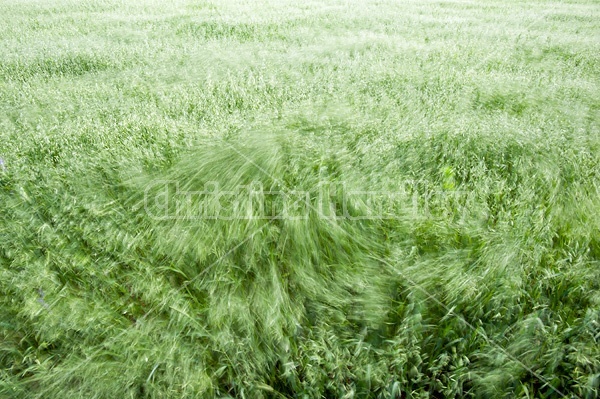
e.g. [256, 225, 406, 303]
[1, 0, 599, 397]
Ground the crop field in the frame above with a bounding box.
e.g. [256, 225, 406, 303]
[1, 0, 599, 397]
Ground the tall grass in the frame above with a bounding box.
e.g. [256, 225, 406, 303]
[1, 0, 599, 397]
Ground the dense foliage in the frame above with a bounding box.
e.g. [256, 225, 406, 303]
[1, 0, 599, 397]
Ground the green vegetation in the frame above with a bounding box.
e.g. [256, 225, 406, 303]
[1, 0, 599, 397]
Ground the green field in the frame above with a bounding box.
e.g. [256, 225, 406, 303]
[1, 0, 599, 397]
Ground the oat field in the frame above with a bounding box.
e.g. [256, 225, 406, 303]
[1, 0, 599, 397]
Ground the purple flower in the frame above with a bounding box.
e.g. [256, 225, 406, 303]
[0, 158, 4, 171]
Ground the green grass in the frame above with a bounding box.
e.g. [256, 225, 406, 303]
[1, 0, 599, 397]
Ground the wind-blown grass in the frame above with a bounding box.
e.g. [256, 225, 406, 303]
[1, 0, 599, 397]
